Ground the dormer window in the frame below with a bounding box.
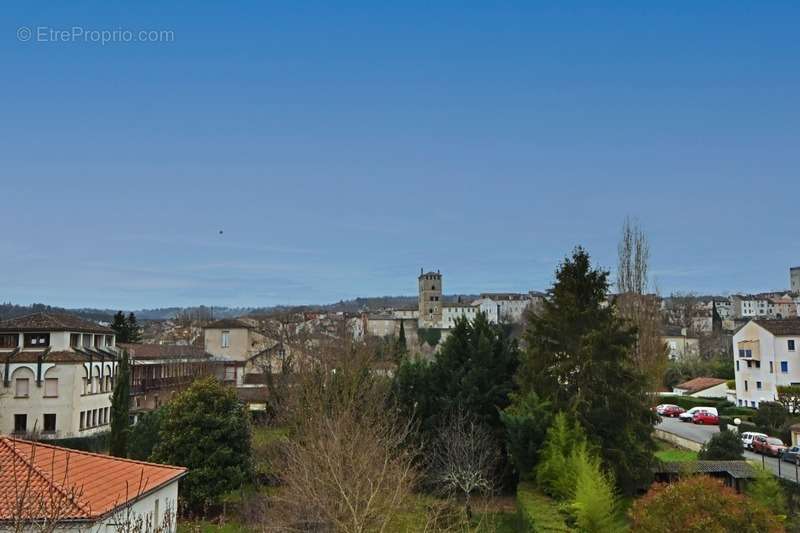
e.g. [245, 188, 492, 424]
[24, 333, 50, 348]
[0, 334, 18, 349]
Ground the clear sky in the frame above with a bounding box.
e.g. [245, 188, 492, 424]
[3, 2, 799, 309]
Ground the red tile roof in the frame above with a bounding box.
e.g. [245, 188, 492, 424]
[674, 377, 728, 394]
[0, 313, 113, 334]
[0, 437, 185, 522]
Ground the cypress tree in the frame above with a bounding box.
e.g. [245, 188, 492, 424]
[109, 349, 131, 457]
[396, 319, 408, 358]
[110, 311, 129, 342]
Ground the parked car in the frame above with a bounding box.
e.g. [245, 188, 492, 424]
[741, 431, 768, 451]
[656, 404, 685, 417]
[782, 446, 800, 465]
[678, 407, 718, 422]
[692, 411, 719, 425]
[752, 435, 788, 457]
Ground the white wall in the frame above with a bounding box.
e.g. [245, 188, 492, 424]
[733, 321, 800, 408]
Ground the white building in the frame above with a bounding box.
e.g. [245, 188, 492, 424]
[0, 436, 184, 531]
[441, 302, 480, 329]
[732, 318, 800, 408]
[673, 377, 729, 398]
[0, 313, 119, 439]
[473, 293, 537, 325]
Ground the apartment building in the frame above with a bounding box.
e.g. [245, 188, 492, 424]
[0, 312, 118, 439]
[662, 325, 700, 360]
[203, 318, 271, 362]
[732, 318, 800, 408]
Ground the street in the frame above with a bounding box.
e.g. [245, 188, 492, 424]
[656, 416, 800, 484]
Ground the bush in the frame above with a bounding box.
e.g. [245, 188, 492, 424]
[747, 466, 788, 518]
[570, 446, 625, 533]
[753, 401, 789, 435]
[656, 395, 729, 410]
[698, 429, 744, 460]
[536, 412, 586, 500]
[516, 482, 570, 532]
[500, 391, 553, 480]
[45, 431, 110, 453]
[629, 476, 783, 532]
[128, 408, 163, 461]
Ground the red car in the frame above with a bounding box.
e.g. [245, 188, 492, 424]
[658, 405, 686, 418]
[752, 435, 787, 457]
[692, 411, 719, 425]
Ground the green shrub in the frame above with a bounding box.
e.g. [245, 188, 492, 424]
[570, 446, 625, 533]
[698, 429, 744, 460]
[657, 395, 728, 410]
[747, 466, 788, 518]
[536, 413, 586, 500]
[500, 391, 554, 479]
[516, 482, 570, 532]
[44, 431, 110, 453]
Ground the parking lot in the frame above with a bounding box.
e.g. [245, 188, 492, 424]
[656, 415, 800, 483]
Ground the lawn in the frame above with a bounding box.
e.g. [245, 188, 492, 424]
[655, 440, 698, 462]
[177, 521, 248, 533]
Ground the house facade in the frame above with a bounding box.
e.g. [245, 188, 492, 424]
[732, 318, 800, 408]
[0, 313, 118, 439]
[662, 326, 700, 360]
[203, 318, 269, 363]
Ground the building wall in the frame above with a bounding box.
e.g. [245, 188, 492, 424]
[441, 305, 478, 329]
[204, 327, 253, 361]
[662, 335, 700, 360]
[791, 267, 800, 293]
[418, 273, 443, 328]
[733, 322, 800, 408]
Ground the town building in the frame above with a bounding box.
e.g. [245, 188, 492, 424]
[672, 377, 729, 398]
[0, 313, 119, 439]
[732, 318, 800, 408]
[441, 301, 480, 329]
[662, 326, 700, 360]
[791, 266, 800, 293]
[203, 318, 270, 362]
[0, 436, 184, 531]
[418, 270, 443, 328]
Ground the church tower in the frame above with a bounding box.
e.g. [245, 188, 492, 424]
[418, 269, 443, 328]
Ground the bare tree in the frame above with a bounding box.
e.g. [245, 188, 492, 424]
[428, 410, 499, 522]
[267, 339, 418, 533]
[617, 216, 649, 295]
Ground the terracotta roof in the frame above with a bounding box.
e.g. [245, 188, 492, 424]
[674, 377, 728, 394]
[118, 343, 212, 361]
[754, 318, 800, 336]
[3, 350, 95, 364]
[0, 437, 185, 522]
[0, 313, 113, 334]
[204, 318, 251, 330]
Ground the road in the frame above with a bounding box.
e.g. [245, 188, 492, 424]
[656, 416, 800, 483]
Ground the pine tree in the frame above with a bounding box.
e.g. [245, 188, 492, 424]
[396, 319, 408, 359]
[126, 312, 142, 343]
[109, 349, 131, 457]
[519, 247, 657, 494]
[110, 311, 129, 342]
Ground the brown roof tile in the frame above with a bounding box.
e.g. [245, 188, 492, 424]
[0, 313, 113, 334]
[118, 343, 212, 361]
[754, 318, 800, 336]
[0, 437, 185, 522]
[674, 377, 728, 394]
[204, 318, 251, 330]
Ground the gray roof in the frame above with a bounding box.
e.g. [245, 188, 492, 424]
[655, 460, 756, 479]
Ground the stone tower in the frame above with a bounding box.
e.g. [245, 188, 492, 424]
[791, 266, 800, 293]
[418, 269, 443, 328]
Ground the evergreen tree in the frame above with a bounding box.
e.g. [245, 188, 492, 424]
[396, 319, 408, 359]
[571, 445, 624, 533]
[109, 349, 131, 457]
[152, 377, 252, 513]
[126, 312, 142, 343]
[519, 247, 657, 494]
[110, 311, 129, 342]
[698, 429, 744, 460]
[394, 313, 518, 437]
[747, 466, 788, 518]
[128, 408, 163, 461]
[500, 391, 553, 479]
[536, 412, 587, 500]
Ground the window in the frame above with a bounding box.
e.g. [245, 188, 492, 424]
[14, 414, 27, 433]
[736, 361, 739, 371]
[70, 333, 80, 348]
[752, 401, 757, 407]
[0, 334, 18, 348]
[80, 411, 85, 430]
[782, 361, 789, 373]
[15, 378, 29, 398]
[92, 410, 97, 427]
[757, 381, 762, 390]
[770, 361, 774, 373]
[738, 399, 743, 406]
[154, 498, 160, 523]
[106, 335, 114, 347]
[221, 331, 230, 348]
[790, 340, 797, 351]
[744, 380, 748, 391]
[755, 360, 761, 368]
[43, 414, 56, 433]
[44, 378, 58, 397]
[24, 333, 50, 347]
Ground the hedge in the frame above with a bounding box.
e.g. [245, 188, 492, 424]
[39, 431, 111, 453]
[517, 482, 571, 532]
[657, 395, 731, 410]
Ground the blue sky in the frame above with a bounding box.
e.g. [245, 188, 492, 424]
[3, 2, 799, 309]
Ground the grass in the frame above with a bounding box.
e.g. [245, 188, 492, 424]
[386, 494, 518, 533]
[177, 520, 249, 533]
[655, 440, 698, 462]
[251, 425, 288, 448]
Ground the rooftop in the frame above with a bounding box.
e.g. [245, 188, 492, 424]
[674, 376, 728, 394]
[754, 318, 800, 336]
[0, 437, 185, 522]
[656, 460, 756, 479]
[118, 343, 212, 361]
[0, 313, 113, 335]
[204, 318, 251, 330]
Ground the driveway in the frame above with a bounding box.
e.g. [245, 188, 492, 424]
[656, 416, 800, 484]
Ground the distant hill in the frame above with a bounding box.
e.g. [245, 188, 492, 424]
[0, 294, 481, 323]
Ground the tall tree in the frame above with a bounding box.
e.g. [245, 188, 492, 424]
[615, 217, 667, 390]
[519, 247, 657, 494]
[396, 319, 408, 359]
[109, 349, 131, 457]
[126, 312, 142, 343]
[110, 311, 129, 342]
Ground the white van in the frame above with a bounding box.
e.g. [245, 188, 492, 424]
[678, 406, 718, 422]
[741, 431, 768, 450]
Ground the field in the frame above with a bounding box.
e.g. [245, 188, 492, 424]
[655, 440, 698, 462]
